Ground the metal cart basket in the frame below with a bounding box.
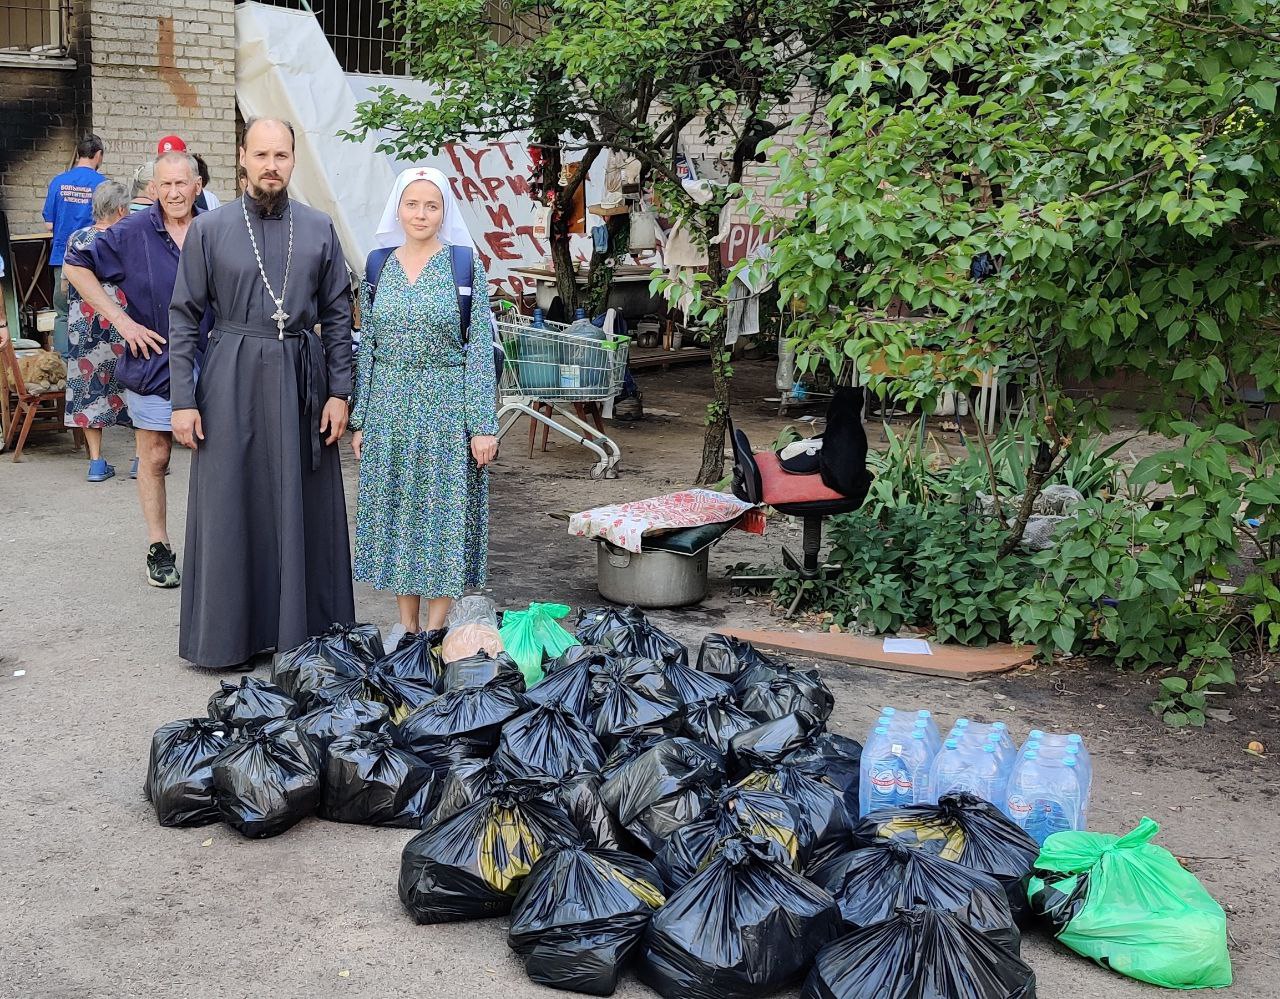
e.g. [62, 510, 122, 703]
[494, 314, 630, 479]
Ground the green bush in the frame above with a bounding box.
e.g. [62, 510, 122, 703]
[778, 504, 1034, 646]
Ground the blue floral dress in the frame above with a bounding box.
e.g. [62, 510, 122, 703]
[351, 249, 498, 597]
[63, 226, 131, 430]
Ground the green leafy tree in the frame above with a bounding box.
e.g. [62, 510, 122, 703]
[350, 0, 860, 483]
[759, 0, 1280, 531]
[753, 0, 1280, 713]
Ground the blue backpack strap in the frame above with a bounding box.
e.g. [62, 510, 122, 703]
[449, 243, 474, 344]
[364, 246, 396, 307]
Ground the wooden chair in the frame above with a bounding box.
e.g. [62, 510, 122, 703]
[2, 337, 71, 461]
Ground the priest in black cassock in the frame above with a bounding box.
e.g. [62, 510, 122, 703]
[168, 117, 356, 669]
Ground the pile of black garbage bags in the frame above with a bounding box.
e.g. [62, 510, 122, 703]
[146, 607, 1042, 999]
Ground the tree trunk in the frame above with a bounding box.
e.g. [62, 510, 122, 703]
[696, 222, 730, 485]
[583, 215, 629, 315]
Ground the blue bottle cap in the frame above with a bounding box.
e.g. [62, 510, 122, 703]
[982, 743, 997, 753]
[1024, 750, 1038, 760]
[911, 728, 926, 739]
[916, 710, 932, 718]
[1067, 734, 1083, 745]
[874, 726, 889, 735]
[881, 707, 897, 716]
[1063, 755, 1078, 767]
[1029, 729, 1045, 739]
[992, 722, 1007, 731]
[944, 738, 958, 750]
[955, 718, 970, 727]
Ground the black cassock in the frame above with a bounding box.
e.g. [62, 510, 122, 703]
[169, 195, 355, 668]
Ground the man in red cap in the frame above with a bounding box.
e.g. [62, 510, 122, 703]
[156, 136, 218, 210]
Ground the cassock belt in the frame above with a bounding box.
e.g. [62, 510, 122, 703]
[215, 320, 328, 472]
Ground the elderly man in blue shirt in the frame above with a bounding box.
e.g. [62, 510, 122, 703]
[63, 150, 210, 589]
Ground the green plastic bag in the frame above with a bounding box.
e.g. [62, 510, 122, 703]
[1028, 818, 1231, 990]
[498, 603, 579, 686]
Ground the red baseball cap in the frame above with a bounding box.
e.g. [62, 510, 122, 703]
[156, 135, 187, 154]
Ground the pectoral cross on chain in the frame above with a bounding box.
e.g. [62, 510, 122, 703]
[273, 301, 289, 340]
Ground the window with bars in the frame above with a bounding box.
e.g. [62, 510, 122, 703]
[0, 0, 71, 57]
[238, 0, 527, 76]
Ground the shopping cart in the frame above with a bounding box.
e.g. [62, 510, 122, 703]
[494, 313, 630, 479]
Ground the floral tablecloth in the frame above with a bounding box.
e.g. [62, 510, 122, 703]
[569, 488, 765, 553]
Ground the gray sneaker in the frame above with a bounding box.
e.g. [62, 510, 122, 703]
[146, 542, 181, 588]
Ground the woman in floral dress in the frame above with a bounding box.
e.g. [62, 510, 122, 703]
[64, 180, 132, 481]
[350, 167, 499, 636]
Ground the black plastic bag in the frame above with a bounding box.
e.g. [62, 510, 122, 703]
[736, 765, 853, 873]
[576, 605, 688, 664]
[267, 697, 388, 757]
[734, 662, 834, 723]
[681, 696, 757, 753]
[510, 846, 666, 996]
[207, 676, 299, 729]
[442, 651, 526, 692]
[527, 646, 612, 719]
[599, 737, 726, 852]
[588, 657, 682, 748]
[853, 792, 1039, 921]
[377, 628, 444, 691]
[393, 675, 529, 780]
[556, 770, 629, 851]
[696, 633, 777, 680]
[323, 621, 385, 663]
[600, 732, 667, 782]
[270, 639, 365, 704]
[729, 711, 824, 773]
[653, 655, 733, 706]
[496, 703, 606, 779]
[211, 726, 322, 838]
[399, 777, 581, 923]
[146, 717, 233, 827]
[812, 841, 1018, 952]
[432, 757, 511, 825]
[310, 657, 438, 723]
[801, 906, 1036, 999]
[655, 785, 810, 890]
[639, 835, 842, 999]
[784, 732, 863, 818]
[320, 730, 436, 828]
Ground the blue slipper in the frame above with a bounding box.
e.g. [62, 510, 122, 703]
[87, 458, 116, 482]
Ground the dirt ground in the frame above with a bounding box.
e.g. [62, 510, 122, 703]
[2, 357, 1277, 998]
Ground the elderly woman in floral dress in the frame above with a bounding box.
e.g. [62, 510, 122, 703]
[64, 180, 132, 481]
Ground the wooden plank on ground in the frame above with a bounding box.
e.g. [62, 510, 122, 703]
[628, 347, 711, 372]
[718, 628, 1035, 681]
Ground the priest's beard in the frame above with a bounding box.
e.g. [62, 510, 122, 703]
[247, 181, 289, 217]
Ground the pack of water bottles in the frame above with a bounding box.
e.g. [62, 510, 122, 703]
[859, 707, 1093, 845]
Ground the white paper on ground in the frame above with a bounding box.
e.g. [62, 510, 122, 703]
[883, 638, 933, 655]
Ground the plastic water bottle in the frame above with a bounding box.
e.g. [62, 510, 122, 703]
[985, 731, 1016, 777]
[859, 725, 904, 815]
[929, 738, 975, 801]
[947, 717, 971, 743]
[1063, 749, 1091, 826]
[1005, 750, 1082, 845]
[973, 743, 1008, 805]
[531, 307, 546, 329]
[914, 711, 942, 756]
[896, 725, 937, 805]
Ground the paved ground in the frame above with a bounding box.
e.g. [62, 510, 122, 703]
[2, 358, 1277, 998]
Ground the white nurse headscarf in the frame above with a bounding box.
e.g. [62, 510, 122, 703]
[374, 166, 475, 249]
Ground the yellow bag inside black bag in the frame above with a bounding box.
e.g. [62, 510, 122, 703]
[398, 776, 581, 924]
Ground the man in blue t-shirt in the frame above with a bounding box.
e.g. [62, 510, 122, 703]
[43, 134, 107, 356]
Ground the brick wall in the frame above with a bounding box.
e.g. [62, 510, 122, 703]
[677, 85, 828, 227]
[0, 0, 238, 239]
[85, 0, 238, 199]
[0, 0, 92, 236]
